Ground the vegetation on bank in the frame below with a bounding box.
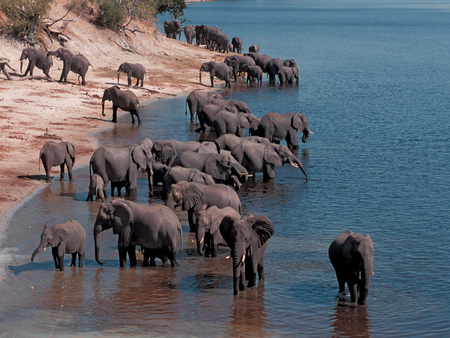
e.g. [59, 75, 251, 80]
[0, 0, 186, 45]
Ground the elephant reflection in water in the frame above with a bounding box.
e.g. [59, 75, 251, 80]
[331, 303, 372, 336]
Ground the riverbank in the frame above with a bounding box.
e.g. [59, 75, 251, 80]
[0, 1, 224, 224]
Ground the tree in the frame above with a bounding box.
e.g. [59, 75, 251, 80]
[156, 0, 186, 19]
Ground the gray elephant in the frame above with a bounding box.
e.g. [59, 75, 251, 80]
[171, 151, 248, 190]
[31, 220, 86, 271]
[231, 37, 243, 54]
[197, 25, 221, 49]
[94, 199, 181, 267]
[164, 20, 181, 39]
[213, 31, 229, 53]
[193, 141, 221, 154]
[210, 96, 253, 115]
[213, 110, 258, 138]
[248, 45, 260, 53]
[86, 174, 105, 201]
[166, 181, 242, 232]
[163, 166, 215, 196]
[245, 52, 272, 73]
[215, 134, 269, 151]
[102, 86, 141, 123]
[117, 62, 145, 87]
[47, 48, 92, 85]
[39, 141, 75, 183]
[256, 112, 312, 149]
[196, 205, 240, 257]
[329, 231, 374, 305]
[231, 142, 308, 181]
[267, 58, 285, 82]
[240, 64, 263, 84]
[199, 61, 231, 88]
[89, 138, 153, 198]
[152, 139, 201, 165]
[278, 66, 299, 85]
[184, 25, 195, 44]
[224, 55, 256, 81]
[185, 90, 224, 122]
[196, 104, 237, 132]
[19, 47, 53, 77]
[220, 214, 275, 295]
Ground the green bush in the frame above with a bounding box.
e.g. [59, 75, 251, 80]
[96, 0, 127, 31]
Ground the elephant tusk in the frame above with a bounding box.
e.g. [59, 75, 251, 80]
[44, 247, 46, 251]
[241, 254, 245, 263]
[200, 236, 204, 244]
[150, 170, 154, 174]
[226, 255, 230, 259]
[290, 162, 299, 168]
[309, 130, 314, 134]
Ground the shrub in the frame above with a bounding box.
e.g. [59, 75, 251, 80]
[96, 0, 127, 31]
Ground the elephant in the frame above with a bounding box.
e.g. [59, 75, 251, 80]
[213, 110, 258, 138]
[283, 59, 298, 68]
[185, 90, 224, 122]
[47, 48, 92, 85]
[196, 103, 237, 133]
[213, 31, 229, 53]
[86, 174, 105, 201]
[196, 206, 241, 257]
[164, 20, 181, 40]
[267, 58, 285, 82]
[89, 138, 153, 198]
[231, 142, 308, 181]
[199, 61, 231, 88]
[231, 37, 243, 54]
[94, 199, 182, 267]
[245, 52, 272, 73]
[166, 181, 242, 232]
[197, 25, 221, 49]
[210, 97, 253, 115]
[278, 66, 299, 85]
[170, 151, 248, 190]
[194, 25, 205, 45]
[117, 62, 145, 87]
[102, 86, 141, 123]
[220, 215, 275, 295]
[184, 25, 195, 44]
[152, 139, 201, 165]
[256, 112, 313, 149]
[193, 141, 221, 154]
[19, 47, 53, 78]
[224, 55, 256, 81]
[329, 231, 374, 305]
[39, 141, 75, 183]
[248, 45, 260, 53]
[240, 64, 263, 84]
[215, 134, 269, 152]
[31, 220, 86, 271]
[111, 180, 128, 197]
[163, 166, 215, 197]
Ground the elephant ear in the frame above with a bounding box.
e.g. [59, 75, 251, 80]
[239, 114, 251, 129]
[161, 143, 177, 164]
[66, 142, 75, 159]
[132, 145, 148, 170]
[291, 113, 306, 131]
[205, 156, 229, 181]
[219, 215, 236, 248]
[264, 145, 283, 167]
[111, 200, 132, 236]
[49, 228, 68, 247]
[250, 216, 275, 250]
[183, 184, 204, 211]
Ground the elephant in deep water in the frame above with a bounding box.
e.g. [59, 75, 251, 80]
[39, 141, 75, 183]
[47, 48, 92, 85]
[164, 20, 181, 40]
[256, 111, 313, 149]
[31, 220, 86, 271]
[199, 61, 231, 88]
[102, 86, 141, 123]
[19, 47, 53, 77]
[185, 90, 224, 122]
[117, 62, 145, 87]
[329, 231, 374, 305]
[166, 181, 242, 232]
[220, 215, 275, 295]
[231, 36, 243, 54]
[94, 199, 182, 267]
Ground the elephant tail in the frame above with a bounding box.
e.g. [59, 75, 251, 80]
[178, 224, 183, 250]
[185, 100, 187, 117]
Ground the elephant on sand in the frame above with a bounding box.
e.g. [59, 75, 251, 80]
[31, 220, 86, 271]
[47, 48, 92, 85]
[19, 47, 53, 77]
[231, 37, 243, 54]
[185, 90, 224, 122]
[329, 231, 374, 305]
[164, 20, 181, 39]
[184, 25, 196, 44]
[220, 214, 275, 295]
[94, 199, 182, 267]
[102, 86, 141, 123]
[117, 62, 145, 87]
[39, 141, 75, 183]
[199, 61, 231, 88]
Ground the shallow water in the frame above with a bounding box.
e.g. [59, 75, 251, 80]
[1, 0, 450, 336]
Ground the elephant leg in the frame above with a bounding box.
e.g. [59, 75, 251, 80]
[59, 164, 65, 181]
[210, 74, 214, 87]
[188, 210, 196, 232]
[263, 164, 276, 181]
[129, 111, 136, 123]
[78, 252, 83, 268]
[52, 247, 59, 270]
[142, 249, 150, 266]
[167, 250, 177, 267]
[211, 244, 219, 258]
[118, 247, 128, 268]
[150, 254, 156, 266]
[127, 74, 132, 86]
[348, 281, 358, 303]
[71, 253, 77, 267]
[112, 106, 118, 123]
[128, 245, 137, 267]
[58, 254, 65, 271]
[67, 163, 73, 181]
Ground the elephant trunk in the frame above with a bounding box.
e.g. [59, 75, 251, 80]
[302, 129, 312, 143]
[94, 225, 104, 265]
[199, 71, 202, 84]
[358, 259, 373, 305]
[31, 242, 47, 262]
[20, 60, 23, 73]
[291, 158, 308, 181]
[165, 193, 175, 209]
[232, 249, 245, 295]
[196, 228, 205, 256]
[102, 101, 105, 116]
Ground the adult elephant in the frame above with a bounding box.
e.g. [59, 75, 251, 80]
[245, 52, 272, 73]
[94, 200, 182, 267]
[213, 31, 229, 53]
[171, 151, 248, 190]
[240, 64, 263, 84]
[196, 103, 236, 132]
[163, 166, 215, 198]
[184, 25, 195, 44]
[19, 47, 53, 78]
[215, 134, 269, 152]
[39, 141, 75, 183]
[224, 55, 256, 81]
[231, 37, 243, 54]
[220, 214, 275, 295]
[47, 48, 92, 85]
[117, 62, 145, 87]
[152, 139, 201, 165]
[185, 90, 224, 122]
[210, 97, 253, 115]
[199, 61, 231, 88]
[164, 20, 181, 39]
[248, 45, 260, 53]
[278, 66, 299, 85]
[213, 110, 258, 138]
[166, 181, 242, 232]
[231, 142, 308, 181]
[102, 86, 141, 123]
[89, 138, 153, 198]
[256, 112, 312, 149]
[198, 25, 221, 49]
[267, 58, 285, 82]
[329, 231, 374, 305]
[196, 206, 240, 257]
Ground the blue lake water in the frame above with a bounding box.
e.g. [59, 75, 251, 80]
[1, 0, 449, 335]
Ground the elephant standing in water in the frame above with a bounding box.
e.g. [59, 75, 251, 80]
[152, 139, 202, 165]
[102, 86, 141, 123]
[199, 61, 231, 88]
[39, 141, 75, 183]
[86, 174, 105, 201]
[117, 62, 145, 87]
[185, 90, 224, 122]
[278, 66, 299, 85]
[19, 47, 53, 77]
[31, 220, 86, 271]
[329, 231, 374, 305]
[220, 215, 275, 295]
[47, 48, 92, 85]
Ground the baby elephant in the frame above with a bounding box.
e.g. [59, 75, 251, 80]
[31, 220, 86, 271]
[86, 174, 105, 201]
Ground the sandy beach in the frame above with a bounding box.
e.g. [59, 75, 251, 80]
[0, 1, 223, 224]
